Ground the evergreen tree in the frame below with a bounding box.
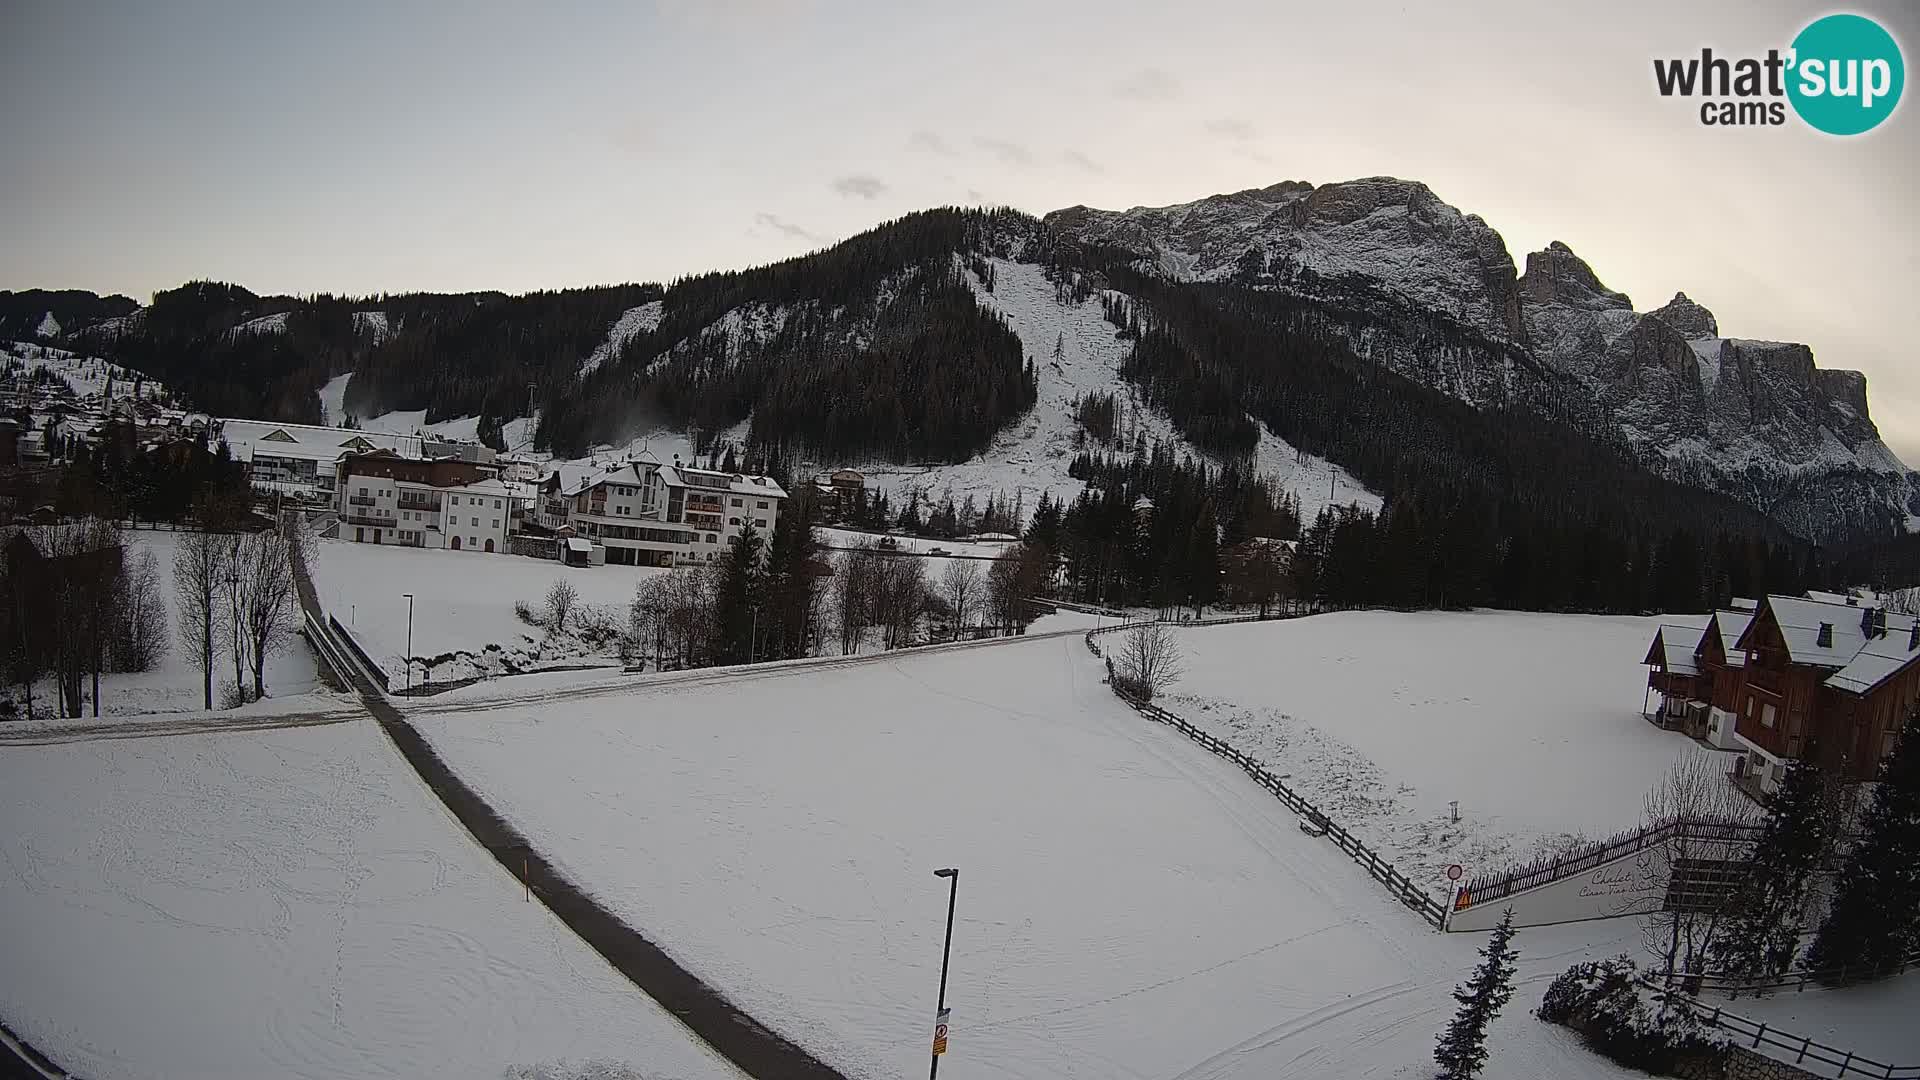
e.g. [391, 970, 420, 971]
[763, 492, 822, 660]
[711, 523, 765, 665]
[1435, 909, 1520, 1080]
[1711, 747, 1836, 982]
[1806, 708, 1920, 984]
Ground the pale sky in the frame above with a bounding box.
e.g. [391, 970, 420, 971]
[4, 0, 1916, 459]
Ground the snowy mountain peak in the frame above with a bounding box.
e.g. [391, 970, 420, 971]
[1044, 175, 1524, 340]
[1518, 241, 1632, 313]
[1647, 291, 1719, 340]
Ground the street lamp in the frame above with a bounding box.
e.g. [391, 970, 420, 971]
[929, 867, 959, 1080]
[402, 593, 414, 694]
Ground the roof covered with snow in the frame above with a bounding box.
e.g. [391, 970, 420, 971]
[1753, 595, 1913, 669]
[1650, 624, 1704, 675]
[1825, 624, 1920, 695]
[1707, 609, 1755, 668]
[217, 418, 421, 464]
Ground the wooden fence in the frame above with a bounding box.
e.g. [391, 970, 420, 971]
[1648, 946, 1920, 997]
[1645, 983, 1919, 1079]
[1454, 817, 1764, 914]
[1087, 622, 1447, 928]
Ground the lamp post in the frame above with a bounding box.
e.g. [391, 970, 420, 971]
[930, 867, 958, 1079]
[402, 593, 414, 694]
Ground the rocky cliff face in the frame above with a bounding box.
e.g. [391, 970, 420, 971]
[1051, 177, 1525, 342]
[1046, 180, 1914, 543]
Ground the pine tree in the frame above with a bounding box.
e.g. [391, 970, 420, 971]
[763, 492, 821, 660]
[1435, 908, 1519, 1080]
[712, 523, 765, 665]
[1711, 746, 1836, 983]
[1805, 708, 1920, 984]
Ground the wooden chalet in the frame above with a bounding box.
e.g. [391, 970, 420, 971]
[1729, 595, 1919, 793]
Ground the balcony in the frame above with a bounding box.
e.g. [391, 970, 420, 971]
[344, 511, 393, 527]
[398, 498, 442, 513]
[348, 495, 378, 507]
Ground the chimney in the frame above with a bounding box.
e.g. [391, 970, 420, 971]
[1816, 622, 1834, 648]
[1862, 606, 1886, 639]
[1909, 621, 1919, 652]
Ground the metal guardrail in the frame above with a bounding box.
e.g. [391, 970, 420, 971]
[1087, 620, 1447, 929]
[325, 614, 391, 693]
[1645, 982, 1919, 1079]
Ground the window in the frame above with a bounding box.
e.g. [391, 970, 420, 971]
[451, 496, 460, 505]
[469, 537, 477, 548]
[731, 498, 742, 507]
[755, 519, 767, 528]
[729, 517, 740, 526]
[491, 519, 499, 528]
[494, 499, 502, 509]
[471, 516, 480, 527]
[706, 533, 716, 544]
[757, 501, 768, 509]
[1761, 703, 1777, 729]
[358, 487, 367, 496]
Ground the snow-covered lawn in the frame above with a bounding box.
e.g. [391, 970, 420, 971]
[0, 719, 740, 1080]
[1161, 610, 1717, 894]
[412, 633, 1644, 1080]
[1705, 978, 1920, 1067]
[307, 539, 665, 682]
[22, 530, 323, 719]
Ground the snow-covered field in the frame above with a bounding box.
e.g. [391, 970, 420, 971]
[1162, 611, 1717, 892]
[25, 530, 323, 718]
[307, 539, 665, 682]
[410, 633, 1644, 1080]
[0, 719, 740, 1080]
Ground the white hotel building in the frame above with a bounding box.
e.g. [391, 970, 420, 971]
[536, 455, 786, 566]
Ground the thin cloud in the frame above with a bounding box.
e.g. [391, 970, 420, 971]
[1206, 117, 1256, 141]
[1063, 150, 1103, 173]
[965, 188, 987, 204]
[753, 212, 823, 244]
[973, 136, 1033, 166]
[1231, 145, 1274, 165]
[831, 174, 888, 200]
[1114, 67, 1179, 101]
[908, 129, 954, 155]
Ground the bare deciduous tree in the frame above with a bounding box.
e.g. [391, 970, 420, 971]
[174, 529, 229, 711]
[1116, 622, 1183, 700]
[545, 577, 580, 632]
[114, 548, 169, 672]
[1640, 754, 1759, 990]
[232, 527, 297, 701]
[941, 559, 982, 636]
[834, 543, 880, 655]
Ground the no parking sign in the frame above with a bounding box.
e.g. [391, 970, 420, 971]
[931, 1007, 950, 1055]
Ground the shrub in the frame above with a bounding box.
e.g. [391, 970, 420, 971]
[1537, 956, 1727, 1075]
[513, 600, 539, 627]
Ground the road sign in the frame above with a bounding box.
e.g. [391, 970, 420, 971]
[932, 1007, 950, 1056]
[1446, 864, 1464, 882]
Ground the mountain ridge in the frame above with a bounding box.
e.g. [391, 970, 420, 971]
[4, 178, 1908, 547]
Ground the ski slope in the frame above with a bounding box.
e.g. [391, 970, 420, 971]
[0, 718, 740, 1080]
[845, 257, 1379, 522]
[411, 632, 1645, 1080]
[1165, 611, 1717, 891]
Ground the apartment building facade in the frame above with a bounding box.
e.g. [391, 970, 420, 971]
[537, 456, 786, 567]
[334, 450, 520, 552]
